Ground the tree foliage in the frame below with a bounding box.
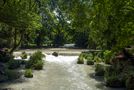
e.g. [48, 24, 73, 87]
[0, 0, 42, 52]
[0, 0, 134, 51]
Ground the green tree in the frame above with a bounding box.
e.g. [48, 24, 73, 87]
[0, 0, 42, 52]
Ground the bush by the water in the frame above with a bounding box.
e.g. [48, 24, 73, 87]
[123, 66, 134, 90]
[52, 52, 58, 57]
[21, 51, 27, 59]
[85, 54, 94, 65]
[126, 73, 134, 90]
[0, 49, 13, 63]
[33, 61, 44, 70]
[77, 52, 94, 64]
[8, 60, 21, 69]
[103, 50, 114, 64]
[5, 69, 21, 80]
[105, 75, 125, 88]
[87, 60, 94, 65]
[30, 51, 44, 60]
[94, 56, 102, 63]
[26, 51, 44, 70]
[95, 63, 105, 76]
[24, 69, 33, 78]
[77, 56, 84, 64]
[104, 66, 125, 88]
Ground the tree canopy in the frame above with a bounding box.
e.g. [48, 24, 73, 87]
[0, 0, 134, 52]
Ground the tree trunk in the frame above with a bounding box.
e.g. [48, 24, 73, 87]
[10, 28, 24, 54]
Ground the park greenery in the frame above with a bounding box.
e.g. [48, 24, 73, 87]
[0, 0, 134, 89]
[0, 0, 134, 49]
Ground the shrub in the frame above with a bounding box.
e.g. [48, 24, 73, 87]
[8, 60, 21, 69]
[123, 66, 134, 90]
[94, 56, 103, 63]
[87, 60, 94, 65]
[30, 51, 44, 61]
[104, 66, 125, 88]
[82, 53, 88, 59]
[86, 53, 93, 59]
[24, 69, 33, 78]
[105, 75, 125, 88]
[77, 56, 84, 64]
[126, 74, 134, 90]
[86, 56, 94, 65]
[96, 51, 104, 59]
[77, 52, 94, 64]
[5, 69, 21, 80]
[21, 51, 27, 59]
[103, 50, 115, 64]
[0, 50, 13, 63]
[33, 61, 44, 70]
[25, 51, 44, 70]
[95, 63, 105, 76]
[82, 52, 94, 59]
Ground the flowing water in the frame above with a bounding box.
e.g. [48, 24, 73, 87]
[0, 55, 124, 90]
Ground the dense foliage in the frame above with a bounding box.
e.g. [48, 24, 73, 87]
[0, 0, 133, 49]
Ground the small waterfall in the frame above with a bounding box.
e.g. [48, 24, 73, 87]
[45, 55, 78, 65]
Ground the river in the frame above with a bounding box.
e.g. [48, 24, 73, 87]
[0, 54, 124, 90]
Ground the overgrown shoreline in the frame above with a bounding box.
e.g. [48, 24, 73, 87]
[77, 49, 134, 90]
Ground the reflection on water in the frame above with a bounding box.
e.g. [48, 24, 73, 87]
[0, 55, 125, 90]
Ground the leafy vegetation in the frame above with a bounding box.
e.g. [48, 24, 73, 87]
[87, 60, 94, 65]
[103, 50, 114, 64]
[21, 52, 27, 59]
[77, 52, 104, 65]
[8, 60, 21, 69]
[126, 74, 134, 90]
[26, 51, 44, 70]
[5, 69, 21, 80]
[24, 69, 33, 78]
[0, 49, 13, 63]
[77, 56, 84, 64]
[104, 66, 125, 87]
[33, 61, 44, 70]
[95, 63, 105, 76]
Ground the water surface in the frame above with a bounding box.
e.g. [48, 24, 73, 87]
[0, 55, 124, 90]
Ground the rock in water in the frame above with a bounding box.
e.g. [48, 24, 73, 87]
[52, 52, 58, 57]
